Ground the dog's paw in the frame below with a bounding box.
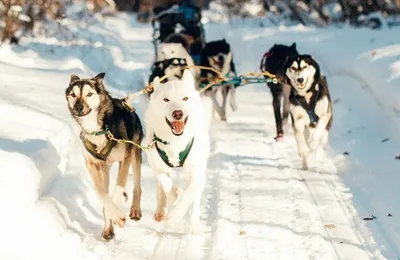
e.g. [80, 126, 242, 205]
[129, 205, 142, 221]
[308, 139, 320, 150]
[111, 189, 128, 207]
[274, 133, 284, 142]
[153, 207, 167, 222]
[298, 144, 310, 159]
[101, 227, 115, 241]
[167, 185, 182, 205]
[106, 203, 126, 228]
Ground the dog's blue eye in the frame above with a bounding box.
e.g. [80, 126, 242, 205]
[163, 98, 170, 102]
[87, 92, 93, 97]
[183, 97, 188, 101]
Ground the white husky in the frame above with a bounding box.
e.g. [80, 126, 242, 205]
[157, 42, 200, 82]
[144, 69, 209, 232]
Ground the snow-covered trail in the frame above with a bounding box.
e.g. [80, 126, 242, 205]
[200, 85, 381, 260]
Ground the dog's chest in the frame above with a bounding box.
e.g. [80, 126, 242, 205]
[162, 145, 184, 167]
[80, 112, 101, 133]
[290, 95, 329, 126]
[155, 140, 193, 168]
[82, 135, 126, 164]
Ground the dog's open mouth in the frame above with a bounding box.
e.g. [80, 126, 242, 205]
[165, 116, 188, 136]
[297, 79, 308, 90]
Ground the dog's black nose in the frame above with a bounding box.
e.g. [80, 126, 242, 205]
[75, 103, 84, 113]
[172, 110, 183, 120]
[297, 78, 304, 83]
[218, 55, 224, 62]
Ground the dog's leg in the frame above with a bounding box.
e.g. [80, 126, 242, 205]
[282, 84, 291, 131]
[111, 156, 130, 206]
[270, 84, 284, 141]
[211, 88, 225, 120]
[292, 116, 310, 170]
[157, 173, 181, 204]
[85, 159, 125, 240]
[314, 128, 329, 162]
[166, 170, 204, 228]
[220, 86, 229, 121]
[309, 113, 331, 150]
[309, 97, 331, 150]
[129, 145, 142, 221]
[229, 85, 238, 112]
[154, 181, 168, 222]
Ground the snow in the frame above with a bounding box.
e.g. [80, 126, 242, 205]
[0, 13, 400, 260]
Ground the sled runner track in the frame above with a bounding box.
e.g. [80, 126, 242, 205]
[315, 168, 379, 258]
[287, 148, 378, 260]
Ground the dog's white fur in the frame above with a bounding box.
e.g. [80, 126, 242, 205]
[157, 42, 199, 81]
[286, 61, 332, 170]
[144, 69, 209, 231]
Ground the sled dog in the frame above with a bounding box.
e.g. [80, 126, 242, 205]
[144, 69, 209, 232]
[200, 39, 237, 121]
[283, 54, 333, 170]
[260, 43, 298, 141]
[154, 42, 199, 82]
[65, 73, 143, 240]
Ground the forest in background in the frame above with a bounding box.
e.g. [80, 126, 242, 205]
[1, 0, 400, 44]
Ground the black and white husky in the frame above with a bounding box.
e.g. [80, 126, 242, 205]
[283, 55, 333, 170]
[200, 39, 237, 121]
[260, 43, 298, 141]
[65, 73, 143, 240]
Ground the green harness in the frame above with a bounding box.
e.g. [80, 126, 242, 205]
[153, 135, 195, 168]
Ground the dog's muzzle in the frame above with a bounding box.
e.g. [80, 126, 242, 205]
[211, 55, 225, 70]
[73, 102, 91, 117]
[295, 78, 308, 90]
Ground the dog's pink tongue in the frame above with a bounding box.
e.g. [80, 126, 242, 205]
[172, 121, 184, 133]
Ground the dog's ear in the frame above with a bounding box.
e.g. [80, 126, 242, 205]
[93, 72, 105, 82]
[152, 76, 161, 92]
[70, 74, 80, 83]
[181, 69, 195, 89]
[291, 42, 296, 49]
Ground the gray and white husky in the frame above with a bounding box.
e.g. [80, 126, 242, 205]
[65, 73, 143, 240]
[284, 55, 333, 170]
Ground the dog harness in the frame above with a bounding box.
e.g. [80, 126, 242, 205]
[290, 88, 320, 126]
[81, 126, 117, 161]
[153, 135, 195, 168]
[152, 58, 188, 72]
